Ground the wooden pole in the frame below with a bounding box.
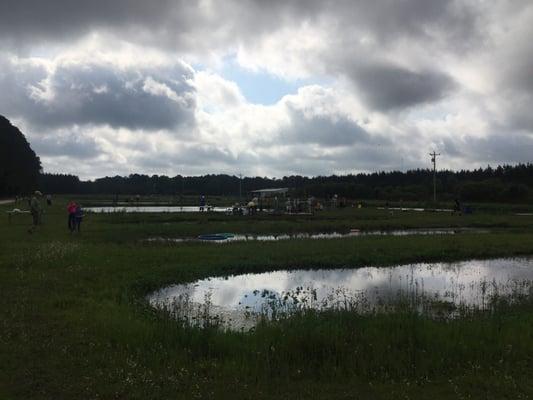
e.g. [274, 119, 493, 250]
[429, 151, 440, 203]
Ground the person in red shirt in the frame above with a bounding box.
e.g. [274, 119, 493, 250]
[67, 201, 77, 232]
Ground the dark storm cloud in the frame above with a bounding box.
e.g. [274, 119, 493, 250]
[134, 144, 240, 170]
[0, 0, 480, 53]
[504, 45, 533, 95]
[0, 57, 48, 115]
[440, 137, 462, 157]
[347, 63, 456, 111]
[317, 0, 479, 48]
[465, 133, 533, 165]
[415, 129, 533, 168]
[495, 24, 533, 132]
[38, 63, 196, 130]
[507, 102, 533, 132]
[0, 0, 178, 46]
[124, 142, 264, 177]
[315, 143, 402, 170]
[261, 140, 401, 177]
[283, 107, 373, 147]
[31, 133, 102, 159]
[0, 57, 196, 130]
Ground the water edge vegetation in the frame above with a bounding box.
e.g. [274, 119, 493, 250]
[1, 198, 533, 399]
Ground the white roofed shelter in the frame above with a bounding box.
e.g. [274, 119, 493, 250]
[251, 188, 289, 198]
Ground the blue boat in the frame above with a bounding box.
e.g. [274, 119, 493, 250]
[198, 233, 235, 241]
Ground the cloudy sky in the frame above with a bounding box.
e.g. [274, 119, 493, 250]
[1, 0, 532, 179]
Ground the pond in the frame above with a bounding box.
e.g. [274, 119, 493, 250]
[85, 206, 230, 213]
[145, 228, 488, 243]
[377, 206, 453, 212]
[148, 257, 533, 331]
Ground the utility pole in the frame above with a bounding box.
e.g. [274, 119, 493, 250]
[180, 177, 184, 204]
[238, 173, 242, 205]
[429, 151, 440, 203]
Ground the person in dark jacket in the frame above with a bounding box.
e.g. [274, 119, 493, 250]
[453, 199, 462, 215]
[74, 204, 84, 233]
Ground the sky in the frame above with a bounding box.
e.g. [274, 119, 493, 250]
[0, 0, 532, 180]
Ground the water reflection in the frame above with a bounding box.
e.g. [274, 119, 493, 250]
[148, 257, 533, 331]
[145, 228, 488, 244]
[85, 206, 230, 213]
[377, 207, 453, 212]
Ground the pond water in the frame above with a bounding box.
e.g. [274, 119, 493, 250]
[148, 257, 533, 331]
[377, 207, 453, 212]
[85, 206, 230, 213]
[145, 228, 488, 244]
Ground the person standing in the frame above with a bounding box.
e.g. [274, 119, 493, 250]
[453, 199, 462, 215]
[46, 194, 52, 206]
[28, 191, 43, 233]
[67, 201, 77, 232]
[74, 204, 84, 233]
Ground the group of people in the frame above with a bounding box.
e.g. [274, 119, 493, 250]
[26, 191, 84, 234]
[67, 201, 84, 233]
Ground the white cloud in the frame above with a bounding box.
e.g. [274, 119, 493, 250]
[193, 71, 246, 112]
[0, 0, 532, 179]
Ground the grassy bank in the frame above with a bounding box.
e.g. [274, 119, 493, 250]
[73, 205, 533, 243]
[1, 198, 533, 399]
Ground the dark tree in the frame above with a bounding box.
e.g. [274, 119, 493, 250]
[0, 115, 42, 196]
[38, 173, 81, 194]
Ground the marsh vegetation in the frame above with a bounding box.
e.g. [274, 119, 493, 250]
[1, 196, 533, 399]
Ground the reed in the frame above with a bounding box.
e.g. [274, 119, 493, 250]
[1, 197, 533, 399]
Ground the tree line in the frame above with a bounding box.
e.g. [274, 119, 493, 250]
[38, 164, 533, 203]
[1, 114, 532, 203]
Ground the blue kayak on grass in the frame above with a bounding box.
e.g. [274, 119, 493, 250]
[198, 233, 235, 241]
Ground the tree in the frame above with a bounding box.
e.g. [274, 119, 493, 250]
[0, 115, 42, 196]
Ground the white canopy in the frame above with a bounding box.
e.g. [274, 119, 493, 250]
[250, 188, 289, 198]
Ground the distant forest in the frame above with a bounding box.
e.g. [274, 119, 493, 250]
[38, 165, 533, 203]
[1, 114, 532, 202]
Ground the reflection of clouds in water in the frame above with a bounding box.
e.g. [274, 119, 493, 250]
[145, 228, 489, 244]
[201, 273, 290, 305]
[149, 257, 533, 328]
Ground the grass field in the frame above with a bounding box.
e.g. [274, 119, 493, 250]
[1, 197, 533, 399]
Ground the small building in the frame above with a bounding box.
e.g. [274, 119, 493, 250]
[250, 188, 289, 198]
[249, 188, 289, 212]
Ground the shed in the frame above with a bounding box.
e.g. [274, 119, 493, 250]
[251, 188, 289, 198]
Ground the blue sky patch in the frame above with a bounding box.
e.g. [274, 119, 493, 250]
[217, 60, 305, 105]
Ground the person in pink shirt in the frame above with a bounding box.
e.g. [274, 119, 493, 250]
[67, 201, 77, 232]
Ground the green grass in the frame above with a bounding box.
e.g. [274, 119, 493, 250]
[72, 204, 533, 244]
[1, 197, 533, 399]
